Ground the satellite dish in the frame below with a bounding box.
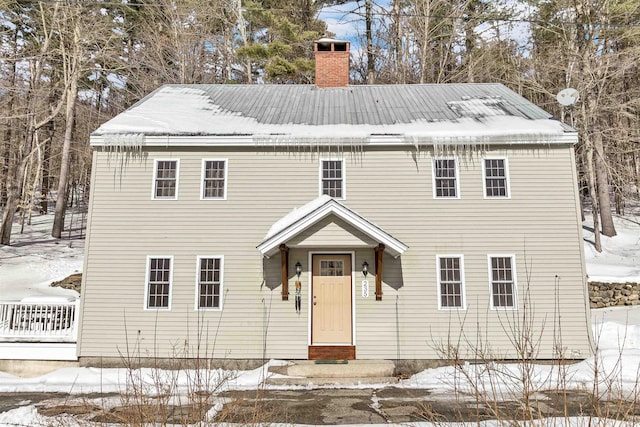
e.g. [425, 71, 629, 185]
[556, 88, 579, 106]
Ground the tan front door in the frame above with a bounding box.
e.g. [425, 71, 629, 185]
[311, 254, 352, 344]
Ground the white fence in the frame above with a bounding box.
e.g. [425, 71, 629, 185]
[0, 299, 79, 342]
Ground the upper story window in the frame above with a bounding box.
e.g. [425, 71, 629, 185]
[488, 255, 517, 309]
[146, 256, 173, 309]
[483, 158, 510, 198]
[433, 158, 459, 198]
[197, 256, 224, 310]
[437, 255, 465, 309]
[320, 159, 345, 199]
[153, 159, 179, 200]
[201, 159, 227, 200]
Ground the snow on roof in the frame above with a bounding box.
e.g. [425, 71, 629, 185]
[265, 195, 334, 240]
[91, 84, 575, 146]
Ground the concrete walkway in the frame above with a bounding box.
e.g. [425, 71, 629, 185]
[3, 386, 634, 425]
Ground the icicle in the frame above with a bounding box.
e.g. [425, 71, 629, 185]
[103, 133, 145, 154]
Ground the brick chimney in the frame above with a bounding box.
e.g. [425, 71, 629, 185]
[314, 38, 350, 88]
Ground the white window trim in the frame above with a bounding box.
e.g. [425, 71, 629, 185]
[195, 255, 225, 311]
[436, 254, 466, 310]
[144, 255, 174, 311]
[200, 159, 228, 200]
[431, 157, 460, 199]
[482, 157, 511, 199]
[487, 254, 518, 310]
[318, 158, 346, 200]
[151, 158, 180, 200]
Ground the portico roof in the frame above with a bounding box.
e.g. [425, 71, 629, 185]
[257, 195, 408, 258]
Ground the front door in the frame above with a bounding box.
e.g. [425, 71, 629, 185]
[311, 254, 352, 344]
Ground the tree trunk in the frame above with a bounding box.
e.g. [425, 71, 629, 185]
[392, 0, 403, 83]
[365, 0, 374, 84]
[586, 143, 602, 252]
[593, 132, 616, 236]
[1, 30, 18, 209]
[0, 130, 33, 245]
[40, 121, 54, 213]
[52, 77, 78, 238]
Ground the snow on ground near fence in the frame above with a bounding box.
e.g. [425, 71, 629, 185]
[0, 214, 82, 301]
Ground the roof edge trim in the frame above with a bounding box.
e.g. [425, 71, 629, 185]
[257, 199, 408, 258]
[90, 133, 578, 147]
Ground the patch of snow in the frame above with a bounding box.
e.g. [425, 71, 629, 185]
[20, 296, 77, 303]
[0, 405, 51, 427]
[264, 195, 333, 239]
[0, 213, 82, 302]
[583, 204, 640, 283]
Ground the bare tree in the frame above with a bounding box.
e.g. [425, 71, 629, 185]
[0, 3, 65, 245]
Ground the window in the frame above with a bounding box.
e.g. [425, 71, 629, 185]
[197, 256, 223, 310]
[146, 257, 172, 309]
[153, 159, 179, 199]
[437, 256, 465, 309]
[201, 159, 227, 200]
[320, 260, 344, 276]
[320, 159, 345, 199]
[433, 158, 458, 198]
[489, 256, 517, 309]
[483, 158, 509, 198]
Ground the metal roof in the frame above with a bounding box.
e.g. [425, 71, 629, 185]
[130, 83, 553, 126]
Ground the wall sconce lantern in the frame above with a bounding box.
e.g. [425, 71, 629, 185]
[362, 261, 369, 278]
[295, 261, 302, 278]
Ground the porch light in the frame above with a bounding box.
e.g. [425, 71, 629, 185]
[295, 261, 302, 278]
[362, 261, 369, 277]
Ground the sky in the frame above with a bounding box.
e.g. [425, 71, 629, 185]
[318, 0, 535, 55]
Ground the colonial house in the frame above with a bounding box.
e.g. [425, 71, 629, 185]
[77, 39, 592, 365]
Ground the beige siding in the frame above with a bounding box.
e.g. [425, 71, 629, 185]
[288, 217, 377, 248]
[79, 144, 591, 360]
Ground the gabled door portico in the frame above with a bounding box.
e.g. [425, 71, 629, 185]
[257, 196, 408, 360]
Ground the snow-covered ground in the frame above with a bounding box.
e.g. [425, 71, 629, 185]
[0, 213, 83, 301]
[583, 202, 640, 283]
[0, 207, 639, 425]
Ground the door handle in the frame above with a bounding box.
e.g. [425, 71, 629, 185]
[313, 295, 317, 305]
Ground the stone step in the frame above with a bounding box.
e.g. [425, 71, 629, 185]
[266, 375, 399, 387]
[268, 360, 395, 379]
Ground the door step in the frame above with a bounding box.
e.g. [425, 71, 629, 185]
[266, 376, 398, 386]
[266, 360, 397, 386]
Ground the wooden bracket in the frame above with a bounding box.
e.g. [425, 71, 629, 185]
[374, 243, 385, 301]
[280, 244, 289, 300]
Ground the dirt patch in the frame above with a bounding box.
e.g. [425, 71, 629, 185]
[38, 403, 101, 417]
[91, 402, 210, 424]
[51, 273, 82, 293]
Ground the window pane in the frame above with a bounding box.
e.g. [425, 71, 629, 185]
[203, 160, 225, 198]
[148, 258, 171, 308]
[198, 257, 222, 309]
[155, 161, 177, 198]
[434, 159, 457, 198]
[439, 257, 463, 308]
[320, 260, 344, 276]
[321, 160, 343, 198]
[484, 159, 508, 197]
[490, 257, 515, 308]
